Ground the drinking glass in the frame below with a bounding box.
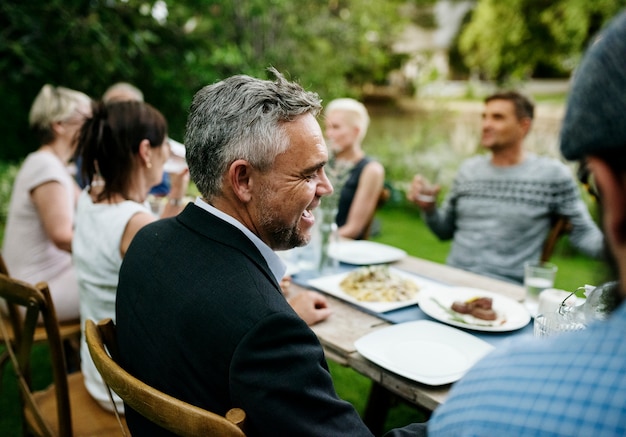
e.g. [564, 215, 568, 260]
[164, 139, 188, 174]
[558, 281, 619, 325]
[583, 281, 619, 322]
[147, 194, 165, 216]
[412, 167, 440, 203]
[524, 261, 558, 300]
[534, 311, 586, 338]
[316, 206, 339, 275]
[291, 205, 338, 276]
[536, 288, 573, 316]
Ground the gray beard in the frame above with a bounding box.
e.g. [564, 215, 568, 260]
[257, 185, 309, 251]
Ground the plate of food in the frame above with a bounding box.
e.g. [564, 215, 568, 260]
[417, 287, 531, 332]
[327, 240, 406, 265]
[355, 320, 494, 385]
[308, 265, 444, 313]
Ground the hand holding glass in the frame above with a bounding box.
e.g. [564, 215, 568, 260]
[409, 171, 440, 204]
[164, 139, 188, 174]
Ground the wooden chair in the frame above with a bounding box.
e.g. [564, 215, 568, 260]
[0, 254, 81, 387]
[540, 216, 572, 262]
[362, 187, 391, 240]
[85, 318, 247, 437]
[0, 273, 127, 436]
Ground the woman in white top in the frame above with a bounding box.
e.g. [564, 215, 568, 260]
[2, 85, 91, 321]
[72, 100, 189, 412]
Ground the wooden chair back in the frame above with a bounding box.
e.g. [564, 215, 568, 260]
[540, 216, 572, 262]
[85, 318, 247, 437]
[0, 252, 8, 274]
[0, 273, 127, 437]
[362, 187, 391, 240]
[0, 253, 81, 385]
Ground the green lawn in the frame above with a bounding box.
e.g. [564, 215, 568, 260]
[0, 200, 606, 435]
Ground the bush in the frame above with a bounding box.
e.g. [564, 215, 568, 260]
[0, 161, 19, 241]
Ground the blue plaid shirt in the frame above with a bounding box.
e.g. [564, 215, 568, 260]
[428, 302, 626, 436]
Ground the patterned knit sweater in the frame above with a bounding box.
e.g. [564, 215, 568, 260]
[424, 154, 604, 283]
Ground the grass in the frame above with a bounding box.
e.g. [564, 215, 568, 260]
[1, 344, 53, 434]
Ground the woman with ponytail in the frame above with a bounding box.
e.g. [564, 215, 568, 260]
[72, 100, 189, 412]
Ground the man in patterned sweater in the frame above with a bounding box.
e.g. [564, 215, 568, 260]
[426, 11, 626, 435]
[408, 90, 604, 283]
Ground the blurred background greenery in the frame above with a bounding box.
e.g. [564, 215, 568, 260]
[1, 0, 623, 162]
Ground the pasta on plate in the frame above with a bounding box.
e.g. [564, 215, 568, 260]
[339, 265, 419, 302]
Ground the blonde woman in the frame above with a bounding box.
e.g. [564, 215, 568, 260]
[324, 98, 385, 239]
[2, 85, 91, 321]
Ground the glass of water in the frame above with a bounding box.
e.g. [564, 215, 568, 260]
[534, 311, 586, 337]
[524, 261, 558, 300]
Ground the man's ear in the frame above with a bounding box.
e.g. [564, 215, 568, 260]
[520, 117, 532, 137]
[51, 121, 65, 137]
[589, 157, 626, 245]
[228, 159, 254, 202]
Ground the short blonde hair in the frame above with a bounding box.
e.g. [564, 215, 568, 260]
[325, 98, 370, 142]
[29, 84, 91, 143]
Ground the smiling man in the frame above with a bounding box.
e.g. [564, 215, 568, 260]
[114, 69, 422, 436]
[408, 90, 604, 283]
[426, 11, 626, 435]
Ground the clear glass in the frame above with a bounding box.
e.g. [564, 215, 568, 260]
[524, 261, 558, 299]
[533, 282, 618, 338]
[540, 281, 620, 334]
[317, 207, 339, 275]
[557, 289, 587, 327]
[534, 311, 585, 337]
[583, 282, 615, 322]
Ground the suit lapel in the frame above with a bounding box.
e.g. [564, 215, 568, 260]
[175, 204, 281, 290]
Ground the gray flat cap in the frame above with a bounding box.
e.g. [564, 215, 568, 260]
[560, 11, 626, 160]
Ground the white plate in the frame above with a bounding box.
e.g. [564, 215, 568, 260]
[308, 267, 446, 313]
[327, 240, 406, 265]
[355, 320, 494, 385]
[417, 287, 531, 332]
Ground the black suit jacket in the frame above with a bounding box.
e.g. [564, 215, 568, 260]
[115, 203, 375, 436]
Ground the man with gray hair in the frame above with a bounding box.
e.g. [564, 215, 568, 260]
[102, 81, 144, 103]
[115, 69, 422, 436]
[427, 10, 626, 435]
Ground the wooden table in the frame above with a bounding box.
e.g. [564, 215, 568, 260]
[292, 256, 526, 413]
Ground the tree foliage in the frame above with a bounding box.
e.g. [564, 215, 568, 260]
[458, 0, 625, 83]
[0, 0, 409, 160]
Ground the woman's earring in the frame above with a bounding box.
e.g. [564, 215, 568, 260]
[146, 161, 152, 169]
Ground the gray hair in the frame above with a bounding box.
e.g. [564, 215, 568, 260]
[185, 68, 322, 199]
[102, 82, 144, 103]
